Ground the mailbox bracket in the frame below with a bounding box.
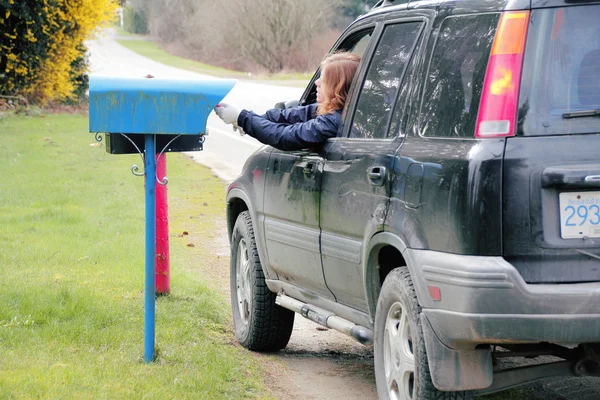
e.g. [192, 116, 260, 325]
[105, 133, 204, 154]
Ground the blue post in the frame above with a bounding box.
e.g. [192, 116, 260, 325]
[144, 134, 156, 363]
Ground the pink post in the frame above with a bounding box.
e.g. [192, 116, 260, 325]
[155, 154, 170, 294]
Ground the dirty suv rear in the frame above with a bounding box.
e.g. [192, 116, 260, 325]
[225, 1, 600, 399]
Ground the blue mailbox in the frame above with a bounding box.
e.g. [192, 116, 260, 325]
[90, 76, 236, 154]
[89, 75, 236, 363]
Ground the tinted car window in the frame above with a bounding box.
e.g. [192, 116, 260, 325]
[420, 14, 499, 138]
[388, 31, 425, 138]
[518, 5, 600, 136]
[350, 22, 423, 139]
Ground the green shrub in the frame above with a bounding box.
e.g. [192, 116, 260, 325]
[123, 6, 148, 34]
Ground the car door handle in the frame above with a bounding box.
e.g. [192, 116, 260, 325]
[585, 175, 600, 183]
[542, 165, 600, 188]
[303, 162, 317, 179]
[368, 166, 386, 186]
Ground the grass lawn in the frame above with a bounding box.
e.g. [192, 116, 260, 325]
[0, 113, 270, 399]
[113, 26, 135, 38]
[115, 37, 312, 86]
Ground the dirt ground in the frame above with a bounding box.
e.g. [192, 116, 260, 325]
[261, 325, 376, 400]
[203, 211, 378, 400]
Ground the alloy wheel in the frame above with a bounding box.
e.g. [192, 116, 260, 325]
[235, 238, 252, 325]
[383, 301, 415, 400]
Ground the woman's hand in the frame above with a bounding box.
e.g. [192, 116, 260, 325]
[214, 103, 241, 125]
[214, 103, 245, 135]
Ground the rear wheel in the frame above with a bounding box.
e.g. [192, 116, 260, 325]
[230, 211, 294, 351]
[374, 268, 473, 400]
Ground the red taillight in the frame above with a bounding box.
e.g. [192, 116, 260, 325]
[475, 11, 530, 138]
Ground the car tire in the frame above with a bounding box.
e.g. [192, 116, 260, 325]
[374, 268, 473, 400]
[230, 211, 295, 351]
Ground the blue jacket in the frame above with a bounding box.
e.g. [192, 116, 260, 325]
[237, 104, 342, 151]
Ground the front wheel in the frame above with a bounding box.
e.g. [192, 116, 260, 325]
[374, 268, 472, 400]
[230, 211, 294, 351]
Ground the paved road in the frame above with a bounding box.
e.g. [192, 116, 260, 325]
[87, 29, 303, 182]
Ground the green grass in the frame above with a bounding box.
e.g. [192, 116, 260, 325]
[113, 26, 135, 38]
[0, 113, 270, 399]
[115, 38, 312, 86]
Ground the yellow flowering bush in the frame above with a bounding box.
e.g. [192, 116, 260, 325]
[0, 0, 118, 105]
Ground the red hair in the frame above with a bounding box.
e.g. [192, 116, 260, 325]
[317, 52, 361, 115]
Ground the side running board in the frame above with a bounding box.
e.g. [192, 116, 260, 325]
[275, 294, 373, 345]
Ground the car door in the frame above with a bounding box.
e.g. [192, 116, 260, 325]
[261, 27, 376, 299]
[319, 18, 426, 310]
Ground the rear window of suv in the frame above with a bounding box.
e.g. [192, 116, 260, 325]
[518, 5, 600, 136]
[420, 13, 499, 138]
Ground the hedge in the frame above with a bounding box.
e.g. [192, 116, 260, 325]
[0, 0, 118, 105]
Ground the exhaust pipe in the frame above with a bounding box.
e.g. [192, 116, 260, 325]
[575, 359, 600, 376]
[276, 294, 373, 345]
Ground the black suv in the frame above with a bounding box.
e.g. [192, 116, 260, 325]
[226, 0, 600, 398]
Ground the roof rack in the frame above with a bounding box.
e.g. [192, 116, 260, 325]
[372, 0, 393, 8]
[370, 0, 409, 11]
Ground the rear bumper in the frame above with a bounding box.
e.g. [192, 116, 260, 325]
[422, 310, 600, 348]
[406, 249, 600, 348]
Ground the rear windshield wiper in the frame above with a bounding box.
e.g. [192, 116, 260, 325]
[563, 108, 600, 119]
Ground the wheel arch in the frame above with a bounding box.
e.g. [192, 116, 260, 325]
[364, 232, 410, 324]
[226, 190, 249, 244]
[227, 187, 277, 281]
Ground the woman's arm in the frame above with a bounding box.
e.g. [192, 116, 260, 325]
[261, 104, 318, 124]
[238, 109, 340, 151]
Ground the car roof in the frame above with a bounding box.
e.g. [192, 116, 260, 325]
[356, 0, 531, 23]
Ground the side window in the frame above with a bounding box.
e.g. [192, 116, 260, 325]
[349, 34, 372, 58]
[350, 22, 423, 139]
[420, 14, 499, 138]
[389, 29, 425, 138]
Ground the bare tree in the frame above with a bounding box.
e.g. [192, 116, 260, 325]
[135, 0, 340, 73]
[226, 0, 337, 72]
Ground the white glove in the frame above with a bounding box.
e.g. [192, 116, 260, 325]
[233, 124, 246, 136]
[214, 103, 241, 125]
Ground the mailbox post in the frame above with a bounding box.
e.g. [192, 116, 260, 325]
[155, 154, 170, 295]
[89, 76, 236, 362]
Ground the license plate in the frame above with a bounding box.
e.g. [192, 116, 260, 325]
[559, 191, 600, 239]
